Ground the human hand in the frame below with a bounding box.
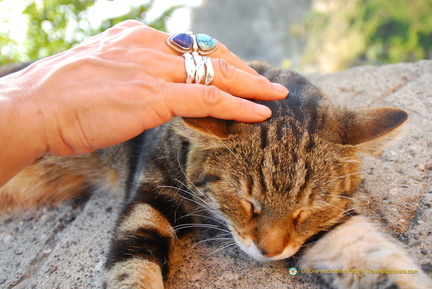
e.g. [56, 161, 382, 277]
[2, 20, 288, 159]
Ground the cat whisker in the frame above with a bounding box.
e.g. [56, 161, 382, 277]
[183, 208, 219, 220]
[173, 223, 232, 234]
[204, 131, 242, 162]
[173, 152, 239, 226]
[178, 193, 226, 222]
[315, 200, 350, 214]
[174, 155, 212, 199]
[158, 185, 204, 207]
[337, 156, 361, 164]
[157, 184, 190, 196]
[200, 241, 237, 261]
[170, 176, 225, 221]
[156, 185, 220, 218]
[207, 167, 244, 180]
[185, 197, 227, 223]
[173, 223, 219, 230]
[174, 178, 214, 205]
[322, 170, 367, 186]
[185, 213, 228, 227]
[173, 206, 228, 227]
[159, 183, 223, 220]
[191, 236, 234, 249]
[173, 153, 230, 220]
[321, 194, 355, 201]
[174, 208, 206, 220]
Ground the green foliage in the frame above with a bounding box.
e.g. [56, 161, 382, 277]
[0, 32, 20, 64]
[99, 1, 182, 33]
[353, 0, 432, 64]
[297, 0, 432, 71]
[0, 0, 181, 64]
[23, 0, 97, 61]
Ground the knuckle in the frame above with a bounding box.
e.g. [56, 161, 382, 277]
[200, 85, 223, 106]
[217, 42, 228, 51]
[215, 58, 235, 81]
[214, 42, 230, 58]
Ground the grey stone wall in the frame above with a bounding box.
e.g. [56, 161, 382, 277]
[191, 0, 312, 67]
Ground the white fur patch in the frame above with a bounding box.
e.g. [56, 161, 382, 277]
[105, 259, 164, 289]
[117, 203, 174, 239]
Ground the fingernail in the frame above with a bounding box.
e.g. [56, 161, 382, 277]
[272, 83, 289, 97]
[255, 104, 272, 119]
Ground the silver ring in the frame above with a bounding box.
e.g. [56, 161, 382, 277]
[193, 53, 205, 84]
[203, 57, 214, 85]
[183, 53, 196, 84]
[183, 54, 214, 85]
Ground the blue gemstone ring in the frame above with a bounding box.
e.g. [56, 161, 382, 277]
[167, 32, 218, 55]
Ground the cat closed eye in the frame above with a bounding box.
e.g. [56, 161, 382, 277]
[241, 198, 261, 218]
[291, 209, 308, 224]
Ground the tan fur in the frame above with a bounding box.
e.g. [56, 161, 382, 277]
[181, 119, 362, 261]
[117, 204, 175, 240]
[0, 153, 103, 211]
[0, 143, 132, 212]
[104, 259, 164, 289]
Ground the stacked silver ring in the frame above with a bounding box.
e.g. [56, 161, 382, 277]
[167, 31, 218, 85]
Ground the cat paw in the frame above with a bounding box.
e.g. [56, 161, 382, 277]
[328, 269, 431, 289]
[300, 216, 432, 289]
[104, 259, 164, 289]
[382, 271, 432, 289]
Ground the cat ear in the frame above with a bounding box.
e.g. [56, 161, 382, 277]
[182, 117, 233, 139]
[172, 117, 238, 144]
[321, 107, 408, 154]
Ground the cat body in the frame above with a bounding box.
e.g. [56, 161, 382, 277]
[1, 62, 430, 289]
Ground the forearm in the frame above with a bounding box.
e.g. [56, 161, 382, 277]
[0, 72, 47, 186]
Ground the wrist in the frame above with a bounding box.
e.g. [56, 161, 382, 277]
[0, 70, 48, 185]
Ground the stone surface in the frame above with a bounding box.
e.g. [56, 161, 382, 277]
[1, 61, 431, 288]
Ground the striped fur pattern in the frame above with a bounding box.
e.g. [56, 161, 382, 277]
[1, 62, 431, 288]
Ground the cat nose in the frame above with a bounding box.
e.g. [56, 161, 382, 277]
[258, 247, 281, 258]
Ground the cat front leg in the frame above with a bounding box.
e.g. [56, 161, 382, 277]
[300, 216, 431, 289]
[104, 188, 190, 289]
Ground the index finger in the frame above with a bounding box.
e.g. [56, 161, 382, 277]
[118, 23, 261, 76]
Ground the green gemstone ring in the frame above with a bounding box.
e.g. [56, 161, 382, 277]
[195, 34, 218, 54]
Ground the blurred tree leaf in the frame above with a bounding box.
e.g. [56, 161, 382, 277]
[354, 0, 432, 64]
[0, 0, 182, 64]
[296, 0, 432, 71]
[148, 5, 183, 32]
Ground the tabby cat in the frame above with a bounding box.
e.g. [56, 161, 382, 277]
[1, 62, 431, 289]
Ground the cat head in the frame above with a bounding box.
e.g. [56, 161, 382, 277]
[172, 67, 407, 262]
